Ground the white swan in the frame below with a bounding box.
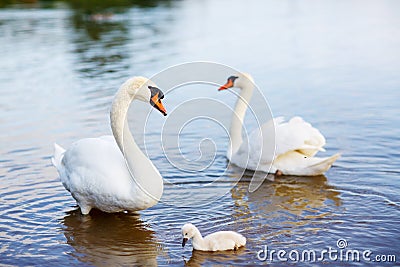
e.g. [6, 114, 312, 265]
[182, 223, 246, 251]
[218, 73, 340, 176]
[52, 76, 167, 215]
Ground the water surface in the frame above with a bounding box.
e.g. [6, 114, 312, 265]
[1, 0, 399, 266]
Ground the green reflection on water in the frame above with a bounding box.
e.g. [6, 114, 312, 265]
[0, 0, 174, 9]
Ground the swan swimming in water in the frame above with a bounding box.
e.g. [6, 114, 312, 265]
[52, 76, 167, 215]
[182, 223, 246, 251]
[218, 73, 340, 176]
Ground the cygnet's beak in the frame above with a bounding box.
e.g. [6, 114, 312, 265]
[218, 79, 234, 91]
[182, 238, 188, 247]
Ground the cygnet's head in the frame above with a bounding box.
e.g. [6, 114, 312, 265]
[218, 72, 254, 91]
[122, 76, 167, 116]
[181, 223, 197, 247]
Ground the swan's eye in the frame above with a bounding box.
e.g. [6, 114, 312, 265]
[228, 75, 239, 83]
[149, 87, 167, 116]
[149, 86, 165, 101]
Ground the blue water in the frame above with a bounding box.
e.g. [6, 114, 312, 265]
[1, 0, 399, 266]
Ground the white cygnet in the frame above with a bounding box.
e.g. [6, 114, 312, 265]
[181, 223, 246, 251]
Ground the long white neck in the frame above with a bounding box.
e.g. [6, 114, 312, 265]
[110, 86, 163, 203]
[228, 84, 254, 159]
[191, 227, 206, 250]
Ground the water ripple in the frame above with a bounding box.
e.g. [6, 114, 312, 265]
[1, 1, 400, 266]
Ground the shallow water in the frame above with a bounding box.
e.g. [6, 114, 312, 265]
[1, 0, 400, 266]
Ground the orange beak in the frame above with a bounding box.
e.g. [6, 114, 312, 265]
[218, 79, 234, 91]
[151, 93, 167, 116]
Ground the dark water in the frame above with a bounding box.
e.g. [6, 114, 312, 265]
[1, 0, 400, 266]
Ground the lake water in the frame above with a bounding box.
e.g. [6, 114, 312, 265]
[1, 0, 400, 266]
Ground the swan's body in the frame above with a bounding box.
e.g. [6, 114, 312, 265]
[219, 74, 340, 176]
[52, 77, 167, 215]
[181, 223, 246, 251]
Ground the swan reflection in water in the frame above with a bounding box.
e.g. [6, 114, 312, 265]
[228, 165, 342, 239]
[61, 209, 161, 266]
[183, 248, 246, 267]
[182, 166, 341, 265]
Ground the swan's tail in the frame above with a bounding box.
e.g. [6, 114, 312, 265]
[273, 152, 341, 176]
[51, 143, 66, 170]
[308, 153, 341, 175]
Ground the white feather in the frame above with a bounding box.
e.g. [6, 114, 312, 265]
[51, 77, 164, 214]
[224, 73, 340, 175]
[182, 223, 246, 251]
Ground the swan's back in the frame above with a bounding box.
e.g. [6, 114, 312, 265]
[61, 136, 132, 197]
[274, 117, 326, 157]
[204, 231, 246, 251]
[247, 116, 326, 160]
[53, 136, 153, 213]
[230, 116, 339, 175]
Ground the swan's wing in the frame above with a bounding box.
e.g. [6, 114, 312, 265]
[205, 232, 238, 251]
[52, 143, 66, 171]
[273, 151, 341, 176]
[271, 116, 326, 158]
[231, 117, 327, 171]
[61, 136, 133, 198]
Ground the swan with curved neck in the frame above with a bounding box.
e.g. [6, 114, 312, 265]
[219, 73, 340, 176]
[52, 76, 167, 214]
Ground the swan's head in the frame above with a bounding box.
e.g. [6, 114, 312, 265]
[123, 76, 167, 116]
[181, 223, 197, 247]
[218, 72, 254, 91]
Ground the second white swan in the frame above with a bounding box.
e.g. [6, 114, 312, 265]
[218, 73, 340, 176]
[52, 76, 167, 214]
